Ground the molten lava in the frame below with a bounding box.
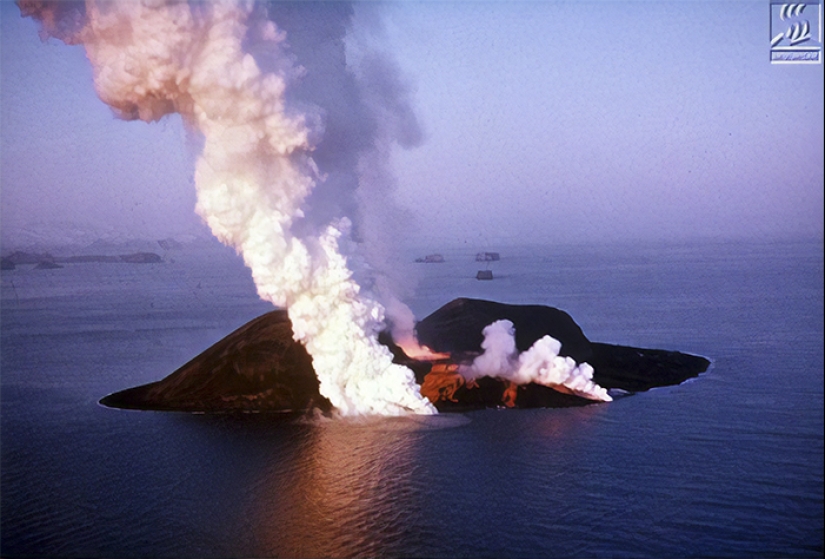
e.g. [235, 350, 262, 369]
[394, 335, 451, 361]
[419, 363, 465, 403]
[501, 381, 518, 408]
[417, 360, 522, 408]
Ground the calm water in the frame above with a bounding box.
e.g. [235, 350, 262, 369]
[1, 239, 822, 558]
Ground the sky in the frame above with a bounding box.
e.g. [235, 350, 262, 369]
[1, 0, 823, 249]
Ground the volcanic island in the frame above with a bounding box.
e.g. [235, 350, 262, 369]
[100, 298, 711, 415]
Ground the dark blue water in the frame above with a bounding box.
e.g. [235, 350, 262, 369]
[1, 239, 822, 558]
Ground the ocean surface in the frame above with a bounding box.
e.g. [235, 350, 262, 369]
[1, 238, 822, 558]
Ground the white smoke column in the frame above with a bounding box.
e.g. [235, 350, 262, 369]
[22, 0, 435, 416]
[287, 220, 436, 415]
[462, 320, 518, 382]
[345, 9, 433, 356]
[462, 320, 613, 402]
[515, 336, 612, 402]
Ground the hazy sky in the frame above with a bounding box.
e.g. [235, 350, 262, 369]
[1, 1, 823, 248]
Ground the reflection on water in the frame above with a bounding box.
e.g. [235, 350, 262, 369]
[250, 416, 459, 558]
[234, 409, 606, 559]
[1, 239, 821, 558]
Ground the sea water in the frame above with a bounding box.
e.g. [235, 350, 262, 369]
[1, 238, 822, 558]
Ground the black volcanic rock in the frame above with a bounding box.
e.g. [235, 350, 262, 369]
[101, 298, 710, 414]
[588, 343, 709, 393]
[101, 311, 332, 415]
[416, 298, 709, 395]
[416, 298, 594, 363]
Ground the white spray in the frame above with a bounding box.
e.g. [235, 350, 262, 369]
[21, 0, 435, 416]
[461, 320, 612, 402]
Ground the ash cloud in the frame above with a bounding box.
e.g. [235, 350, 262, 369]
[18, 0, 435, 416]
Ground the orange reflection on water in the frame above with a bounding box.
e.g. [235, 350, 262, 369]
[249, 417, 429, 558]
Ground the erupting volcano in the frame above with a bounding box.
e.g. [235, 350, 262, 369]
[20, 0, 444, 416]
[100, 298, 710, 414]
[21, 2, 707, 417]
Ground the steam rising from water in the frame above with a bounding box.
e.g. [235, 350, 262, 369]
[20, 0, 435, 416]
[462, 320, 612, 402]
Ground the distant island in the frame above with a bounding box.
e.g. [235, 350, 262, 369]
[100, 298, 711, 415]
[0, 236, 207, 270]
[415, 253, 445, 263]
[1, 251, 162, 270]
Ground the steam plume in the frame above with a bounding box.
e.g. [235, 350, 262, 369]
[462, 320, 612, 402]
[20, 0, 435, 416]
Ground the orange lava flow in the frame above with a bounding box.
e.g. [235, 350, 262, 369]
[395, 336, 451, 361]
[416, 354, 533, 408]
[419, 363, 465, 403]
[501, 381, 518, 408]
[419, 364, 523, 408]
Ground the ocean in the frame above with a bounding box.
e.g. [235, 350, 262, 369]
[1, 238, 822, 558]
